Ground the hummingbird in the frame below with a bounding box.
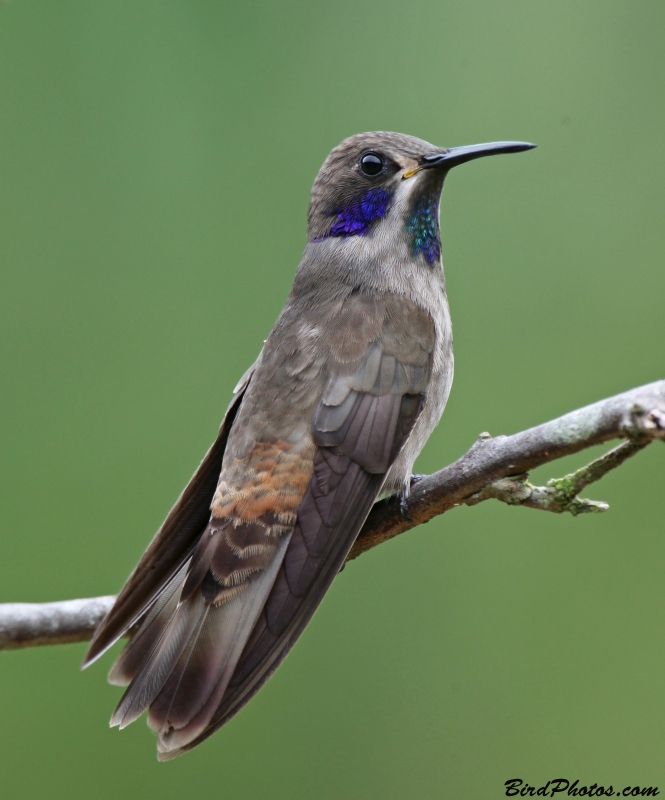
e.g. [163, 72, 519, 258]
[83, 132, 535, 759]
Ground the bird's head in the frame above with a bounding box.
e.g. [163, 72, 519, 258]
[307, 131, 535, 265]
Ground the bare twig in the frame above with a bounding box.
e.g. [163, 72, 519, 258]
[1, 380, 663, 652]
[0, 596, 116, 651]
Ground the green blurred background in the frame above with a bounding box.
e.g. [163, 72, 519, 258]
[1, 1, 664, 797]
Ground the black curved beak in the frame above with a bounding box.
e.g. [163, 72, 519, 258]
[422, 141, 536, 170]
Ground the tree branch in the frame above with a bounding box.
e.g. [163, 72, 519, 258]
[0, 596, 117, 651]
[1, 380, 663, 652]
[348, 380, 665, 559]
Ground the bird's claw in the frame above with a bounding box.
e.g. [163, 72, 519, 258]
[399, 495, 411, 520]
[398, 474, 428, 520]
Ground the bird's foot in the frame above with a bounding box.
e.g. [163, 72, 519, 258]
[399, 495, 410, 520]
[398, 474, 428, 520]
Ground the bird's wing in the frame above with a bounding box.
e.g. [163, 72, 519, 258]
[138, 293, 436, 759]
[82, 364, 256, 667]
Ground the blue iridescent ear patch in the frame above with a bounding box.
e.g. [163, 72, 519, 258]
[406, 192, 441, 264]
[321, 187, 393, 238]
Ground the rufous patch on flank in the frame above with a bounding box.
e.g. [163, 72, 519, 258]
[212, 437, 316, 526]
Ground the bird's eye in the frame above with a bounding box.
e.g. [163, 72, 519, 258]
[360, 152, 384, 176]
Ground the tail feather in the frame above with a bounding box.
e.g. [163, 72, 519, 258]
[108, 561, 190, 687]
[108, 526, 290, 752]
[148, 533, 290, 752]
[152, 604, 248, 751]
[156, 672, 228, 755]
[110, 594, 206, 729]
[148, 595, 243, 735]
